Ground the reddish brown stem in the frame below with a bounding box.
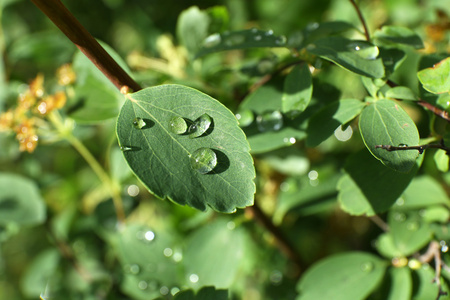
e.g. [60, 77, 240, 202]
[349, 0, 371, 42]
[30, 0, 141, 92]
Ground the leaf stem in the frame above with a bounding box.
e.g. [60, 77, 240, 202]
[30, 0, 141, 92]
[349, 0, 371, 42]
[375, 141, 450, 154]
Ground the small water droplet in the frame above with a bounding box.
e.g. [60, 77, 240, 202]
[256, 110, 283, 132]
[190, 148, 217, 174]
[138, 281, 148, 290]
[171, 287, 181, 296]
[275, 35, 287, 46]
[120, 145, 132, 152]
[406, 221, 419, 231]
[254, 35, 262, 41]
[270, 270, 283, 285]
[189, 113, 212, 138]
[280, 181, 291, 192]
[160, 286, 169, 295]
[169, 116, 188, 135]
[173, 250, 183, 262]
[442, 244, 449, 253]
[224, 34, 245, 46]
[395, 198, 405, 206]
[308, 170, 319, 181]
[189, 273, 199, 283]
[227, 221, 236, 230]
[144, 230, 155, 241]
[393, 212, 406, 222]
[163, 248, 173, 257]
[307, 22, 319, 31]
[133, 117, 146, 129]
[251, 28, 258, 33]
[127, 184, 140, 197]
[235, 109, 254, 127]
[265, 30, 274, 36]
[347, 42, 379, 60]
[334, 125, 353, 142]
[203, 33, 221, 48]
[398, 144, 408, 147]
[360, 262, 374, 272]
[129, 264, 141, 274]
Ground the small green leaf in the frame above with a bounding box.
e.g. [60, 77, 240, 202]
[196, 28, 287, 58]
[385, 86, 418, 101]
[399, 176, 450, 209]
[379, 47, 406, 76]
[359, 99, 420, 173]
[434, 149, 449, 172]
[388, 210, 432, 256]
[421, 206, 450, 223]
[116, 84, 255, 213]
[375, 233, 403, 258]
[296, 252, 387, 300]
[418, 57, 450, 94]
[306, 99, 365, 147]
[373, 26, 424, 49]
[0, 173, 46, 226]
[306, 37, 385, 78]
[338, 149, 419, 216]
[282, 64, 313, 114]
[177, 6, 210, 55]
[387, 267, 412, 300]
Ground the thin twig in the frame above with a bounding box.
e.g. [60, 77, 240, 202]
[375, 141, 450, 154]
[349, 0, 371, 42]
[30, 0, 141, 92]
[369, 215, 389, 232]
[418, 241, 448, 300]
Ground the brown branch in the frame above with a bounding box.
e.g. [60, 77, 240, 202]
[349, 0, 371, 42]
[30, 0, 141, 92]
[418, 241, 448, 300]
[375, 140, 450, 154]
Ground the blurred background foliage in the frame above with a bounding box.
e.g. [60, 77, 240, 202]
[1, 0, 450, 299]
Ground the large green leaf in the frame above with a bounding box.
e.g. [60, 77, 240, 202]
[296, 252, 387, 300]
[0, 173, 46, 226]
[195, 28, 287, 58]
[359, 99, 420, 173]
[417, 57, 450, 94]
[387, 267, 412, 300]
[373, 26, 424, 49]
[116, 84, 255, 213]
[306, 37, 385, 78]
[282, 64, 313, 113]
[306, 99, 365, 147]
[338, 149, 419, 216]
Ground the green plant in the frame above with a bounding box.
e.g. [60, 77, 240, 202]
[2, 0, 450, 299]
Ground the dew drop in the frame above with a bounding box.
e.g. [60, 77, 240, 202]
[254, 35, 262, 41]
[173, 250, 183, 262]
[203, 33, 221, 48]
[347, 42, 379, 60]
[251, 28, 258, 33]
[138, 281, 148, 290]
[169, 116, 188, 135]
[227, 221, 236, 230]
[406, 221, 419, 231]
[334, 125, 353, 142]
[163, 248, 173, 257]
[265, 30, 274, 36]
[270, 270, 283, 285]
[308, 170, 318, 181]
[275, 35, 287, 46]
[256, 110, 283, 132]
[171, 287, 181, 296]
[393, 212, 406, 222]
[144, 230, 155, 241]
[189, 273, 199, 283]
[307, 22, 319, 31]
[133, 117, 146, 129]
[127, 184, 140, 197]
[235, 109, 254, 127]
[189, 113, 212, 138]
[190, 148, 217, 174]
[360, 262, 374, 272]
[160, 286, 169, 295]
[129, 264, 141, 275]
[224, 34, 245, 46]
[120, 145, 132, 152]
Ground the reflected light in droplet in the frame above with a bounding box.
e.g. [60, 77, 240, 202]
[308, 170, 318, 180]
[138, 281, 148, 290]
[189, 274, 199, 283]
[160, 286, 169, 295]
[334, 125, 353, 142]
[127, 184, 140, 197]
[171, 287, 181, 296]
[163, 248, 173, 257]
[173, 251, 183, 262]
[144, 231, 155, 241]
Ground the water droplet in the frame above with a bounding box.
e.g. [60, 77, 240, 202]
[120, 145, 132, 152]
[398, 144, 408, 147]
[334, 125, 353, 142]
[254, 35, 262, 41]
[265, 30, 274, 36]
[171, 287, 181, 296]
[129, 264, 141, 274]
[275, 35, 287, 46]
[138, 281, 148, 290]
[203, 33, 221, 48]
[406, 221, 419, 231]
[308, 170, 319, 181]
[235, 109, 254, 127]
[189, 113, 212, 138]
[280, 181, 291, 192]
[160, 286, 169, 295]
[189, 273, 199, 283]
[190, 148, 217, 174]
[442, 244, 449, 253]
[133, 117, 146, 129]
[169, 116, 188, 135]
[173, 250, 183, 262]
[307, 22, 319, 31]
[127, 184, 140, 197]
[251, 28, 258, 33]
[224, 34, 245, 46]
[256, 110, 283, 132]
[163, 248, 173, 257]
[393, 212, 406, 222]
[144, 230, 155, 241]
[395, 198, 405, 206]
[227, 221, 236, 230]
[347, 42, 379, 60]
[360, 262, 374, 272]
[270, 270, 283, 285]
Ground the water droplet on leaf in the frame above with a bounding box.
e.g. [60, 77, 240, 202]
[360, 262, 374, 272]
[129, 264, 141, 274]
[224, 34, 245, 46]
[189, 113, 212, 138]
[393, 212, 406, 222]
[190, 148, 217, 174]
[347, 42, 379, 60]
[133, 117, 146, 129]
[189, 273, 199, 283]
[160, 286, 169, 295]
[120, 145, 132, 152]
[275, 35, 287, 45]
[235, 109, 254, 127]
[256, 110, 283, 131]
[265, 30, 274, 36]
[138, 281, 148, 290]
[169, 116, 188, 135]
[203, 33, 221, 48]
[307, 22, 319, 31]
[406, 221, 419, 231]
[251, 28, 258, 33]
[254, 35, 262, 41]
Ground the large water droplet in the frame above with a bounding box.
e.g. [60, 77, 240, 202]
[169, 116, 188, 135]
[133, 117, 146, 129]
[189, 113, 212, 138]
[203, 33, 221, 48]
[256, 110, 283, 132]
[235, 109, 254, 127]
[360, 262, 374, 272]
[347, 42, 379, 60]
[190, 148, 217, 174]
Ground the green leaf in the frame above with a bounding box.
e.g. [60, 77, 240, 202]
[195, 28, 287, 58]
[434, 149, 449, 172]
[412, 266, 448, 300]
[306, 99, 365, 147]
[183, 219, 249, 288]
[385, 86, 418, 101]
[306, 37, 385, 78]
[375, 233, 404, 258]
[174, 286, 229, 300]
[289, 21, 355, 49]
[387, 267, 412, 300]
[388, 210, 432, 256]
[338, 149, 419, 216]
[71, 42, 130, 123]
[421, 206, 450, 223]
[359, 99, 420, 173]
[399, 175, 450, 209]
[0, 173, 46, 226]
[417, 57, 450, 94]
[379, 47, 406, 76]
[282, 64, 313, 113]
[177, 6, 210, 55]
[373, 26, 424, 49]
[296, 252, 387, 300]
[116, 84, 255, 213]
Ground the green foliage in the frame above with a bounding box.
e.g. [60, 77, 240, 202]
[3, 1, 450, 300]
